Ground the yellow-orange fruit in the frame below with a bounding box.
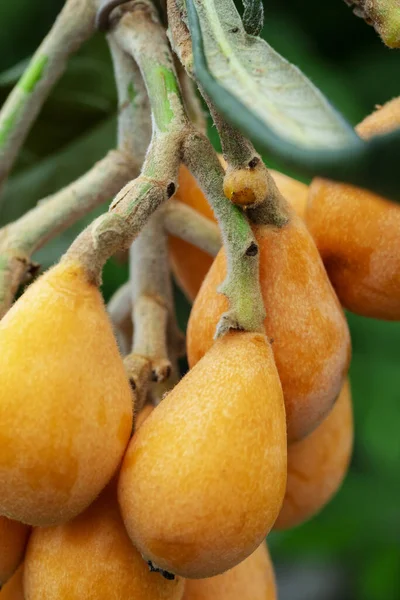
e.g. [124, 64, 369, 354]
[274, 379, 353, 530]
[306, 97, 400, 320]
[0, 517, 30, 585]
[134, 403, 154, 431]
[0, 260, 133, 526]
[169, 165, 308, 301]
[187, 210, 350, 442]
[118, 332, 287, 579]
[24, 484, 185, 600]
[183, 542, 276, 600]
[0, 564, 24, 600]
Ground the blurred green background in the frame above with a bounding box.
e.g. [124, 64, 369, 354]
[0, 1, 399, 598]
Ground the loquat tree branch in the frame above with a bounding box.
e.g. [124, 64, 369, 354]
[125, 210, 174, 411]
[63, 0, 265, 336]
[0, 149, 136, 319]
[163, 199, 221, 256]
[64, 1, 188, 279]
[182, 131, 265, 335]
[0, 0, 98, 191]
[107, 281, 133, 356]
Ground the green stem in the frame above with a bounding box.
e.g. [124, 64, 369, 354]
[182, 131, 265, 334]
[0, 0, 97, 191]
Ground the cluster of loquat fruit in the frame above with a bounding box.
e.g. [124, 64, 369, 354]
[0, 93, 399, 599]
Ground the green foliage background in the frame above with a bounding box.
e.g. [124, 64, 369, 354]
[0, 1, 399, 598]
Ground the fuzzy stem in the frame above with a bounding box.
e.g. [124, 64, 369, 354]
[182, 131, 265, 335]
[0, 0, 97, 190]
[107, 282, 133, 355]
[205, 94, 288, 223]
[177, 64, 207, 133]
[167, 0, 265, 334]
[207, 98, 255, 168]
[63, 2, 188, 280]
[163, 199, 221, 255]
[125, 209, 174, 410]
[0, 149, 136, 318]
[108, 36, 151, 156]
[66, 0, 264, 336]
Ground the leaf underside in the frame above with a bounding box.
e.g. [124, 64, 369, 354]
[186, 0, 400, 201]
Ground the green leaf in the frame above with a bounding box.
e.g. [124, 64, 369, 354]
[186, 0, 400, 200]
[241, 1, 264, 36]
[190, 0, 357, 151]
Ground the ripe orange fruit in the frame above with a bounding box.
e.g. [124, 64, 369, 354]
[306, 97, 400, 319]
[0, 260, 133, 526]
[24, 483, 185, 600]
[118, 332, 287, 579]
[188, 208, 350, 442]
[0, 564, 24, 600]
[0, 517, 30, 585]
[274, 379, 353, 530]
[182, 542, 276, 600]
[169, 165, 308, 301]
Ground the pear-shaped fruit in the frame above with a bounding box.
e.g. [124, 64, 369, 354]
[169, 165, 308, 301]
[187, 210, 350, 442]
[306, 97, 400, 320]
[0, 517, 30, 585]
[24, 483, 185, 600]
[274, 379, 353, 530]
[0, 564, 24, 600]
[183, 542, 276, 600]
[0, 260, 133, 526]
[118, 332, 287, 579]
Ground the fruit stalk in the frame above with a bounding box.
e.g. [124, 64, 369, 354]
[109, 4, 179, 409]
[107, 281, 133, 356]
[163, 199, 221, 256]
[0, 0, 98, 191]
[64, 1, 187, 280]
[65, 0, 266, 336]
[0, 150, 136, 319]
[125, 209, 175, 410]
[107, 35, 151, 158]
[182, 131, 266, 335]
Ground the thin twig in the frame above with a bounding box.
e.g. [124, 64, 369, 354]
[107, 281, 133, 355]
[109, 7, 180, 408]
[0, 0, 97, 191]
[125, 210, 173, 411]
[0, 149, 136, 318]
[64, 0, 265, 336]
[163, 199, 221, 256]
[64, 2, 188, 279]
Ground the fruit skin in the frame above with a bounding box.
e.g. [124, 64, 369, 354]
[182, 542, 276, 600]
[24, 484, 185, 600]
[0, 517, 30, 585]
[274, 379, 353, 530]
[169, 165, 308, 302]
[188, 210, 350, 442]
[306, 97, 400, 320]
[118, 332, 287, 579]
[0, 564, 24, 600]
[0, 260, 133, 526]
